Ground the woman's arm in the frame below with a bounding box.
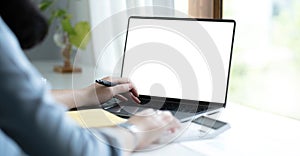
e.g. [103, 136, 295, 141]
[52, 77, 141, 109]
[0, 17, 180, 155]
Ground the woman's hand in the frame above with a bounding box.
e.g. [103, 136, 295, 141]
[52, 76, 140, 109]
[94, 76, 140, 104]
[103, 109, 181, 152]
[126, 109, 181, 150]
[77, 77, 140, 107]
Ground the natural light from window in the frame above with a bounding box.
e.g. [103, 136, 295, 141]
[224, 0, 300, 120]
[174, 0, 300, 120]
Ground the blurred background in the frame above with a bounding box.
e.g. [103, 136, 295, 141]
[29, 0, 300, 120]
[223, 0, 300, 120]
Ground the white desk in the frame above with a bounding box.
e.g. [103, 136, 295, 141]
[134, 104, 300, 156]
[32, 61, 300, 156]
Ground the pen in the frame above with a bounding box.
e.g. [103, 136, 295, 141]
[95, 79, 141, 104]
[95, 79, 118, 87]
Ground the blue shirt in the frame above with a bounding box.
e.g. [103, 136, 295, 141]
[0, 17, 122, 156]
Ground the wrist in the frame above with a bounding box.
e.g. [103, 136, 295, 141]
[117, 122, 140, 150]
[77, 86, 98, 107]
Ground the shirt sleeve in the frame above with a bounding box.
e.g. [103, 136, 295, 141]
[0, 130, 25, 155]
[0, 17, 123, 156]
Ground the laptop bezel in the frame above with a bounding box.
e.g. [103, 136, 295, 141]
[120, 16, 236, 111]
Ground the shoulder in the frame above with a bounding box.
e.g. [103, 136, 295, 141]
[0, 17, 45, 101]
[0, 17, 32, 69]
[0, 16, 42, 82]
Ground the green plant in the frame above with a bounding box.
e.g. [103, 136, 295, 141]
[39, 0, 91, 50]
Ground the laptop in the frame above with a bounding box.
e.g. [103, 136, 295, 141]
[105, 16, 236, 122]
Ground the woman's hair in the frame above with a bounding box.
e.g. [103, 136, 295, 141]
[0, 0, 48, 49]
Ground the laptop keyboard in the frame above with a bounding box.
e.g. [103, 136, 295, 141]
[105, 98, 213, 120]
[103, 94, 224, 121]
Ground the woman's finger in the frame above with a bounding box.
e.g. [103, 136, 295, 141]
[114, 94, 128, 102]
[105, 77, 130, 84]
[130, 92, 141, 103]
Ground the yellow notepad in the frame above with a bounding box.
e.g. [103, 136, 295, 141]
[67, 109, 126, 128]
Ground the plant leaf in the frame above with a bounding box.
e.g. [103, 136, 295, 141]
[61, 17, 76, 35]
[49, 9, 68, 25]
[39, 0, 53, 11]
[69, 21, 91, 50]
[53, 9, 67, 18]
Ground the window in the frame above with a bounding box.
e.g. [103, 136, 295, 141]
[224, 0, 300, 120]
[188, 0, 222, 18]
[175, 0, 222, 18]
[176, 0, 300, 120]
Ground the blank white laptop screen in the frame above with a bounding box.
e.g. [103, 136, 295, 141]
[122, 17, 235, 104]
